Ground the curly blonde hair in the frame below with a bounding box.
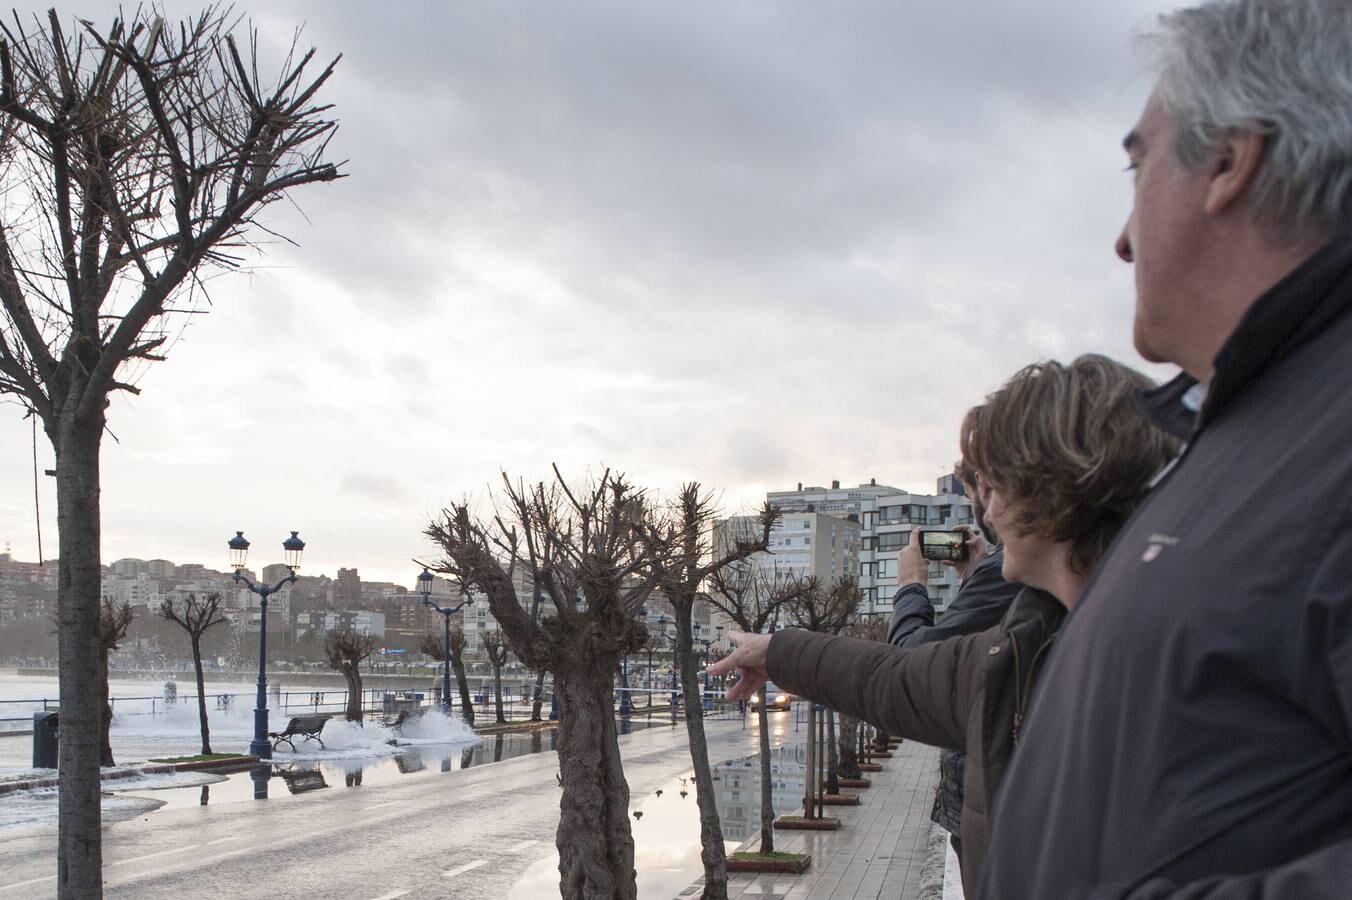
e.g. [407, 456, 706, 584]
[959, 355, 1180, 575]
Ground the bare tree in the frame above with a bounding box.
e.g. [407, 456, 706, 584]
[784, 575, 858, 815]
[836, 615, 887, 780]
[324, 629, 373, 723]
[640, 488, 775, 899]
[0, 8, 340, 893]
[706, 558, 810, 855]
[485, 630, 511, 724]
[424, 468, 668, 899]
[418, 624, 475, 724]
[97, 597, 132, 766]
[158, 592, 226, 755]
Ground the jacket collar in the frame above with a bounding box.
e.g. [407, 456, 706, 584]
[1202, 231, 1352, 429]
[1134, 232, 1352, 439]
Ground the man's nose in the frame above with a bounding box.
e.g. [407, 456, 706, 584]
[1115, 219, 1134, 263]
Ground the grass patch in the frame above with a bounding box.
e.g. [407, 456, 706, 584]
[148, 753, 247, 764]
[729, 851, 807, 862]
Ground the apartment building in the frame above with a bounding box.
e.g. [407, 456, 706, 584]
[767, 476, 974, 617]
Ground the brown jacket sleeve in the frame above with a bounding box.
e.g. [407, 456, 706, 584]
[766, 627, 985, 752]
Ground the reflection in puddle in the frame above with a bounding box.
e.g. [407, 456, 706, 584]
[507, 746, 809, 898]
[114, 728, 565, 807]
[711, 744, 808, 840]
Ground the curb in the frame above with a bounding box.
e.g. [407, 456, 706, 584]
[916, 821, 951, 900]
[0, 755, 260, 796]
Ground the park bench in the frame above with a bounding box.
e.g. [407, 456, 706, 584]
[268, 714, 329, 752]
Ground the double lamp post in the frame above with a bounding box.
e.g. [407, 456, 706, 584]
[417, 568, 473, 714]
[227, 530, 305, 761]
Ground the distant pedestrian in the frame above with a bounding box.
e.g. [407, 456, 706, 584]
[983, 1, 1352, 895]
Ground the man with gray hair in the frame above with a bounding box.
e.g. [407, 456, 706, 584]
[981, 0, 1352, 896]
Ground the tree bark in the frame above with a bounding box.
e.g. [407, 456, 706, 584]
[825, 708, 839, 795]
[341, 662, 363, 722]
[451, 653, 475, 726]
[55, 417, 104, 899]
[757, 701, 775, 854]
[803, 703, 817, 818]
[837, 712, 861, 779]
[674, 613, 728, 900]
[531, 669, 547, 721]
[554, 665, 636, 899]
[192, 635, 212, 755]
[99, 651, 114, 767]
[492, 663, 506, 724]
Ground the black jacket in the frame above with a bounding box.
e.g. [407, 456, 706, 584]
[767, 588, 1064, 895]
[981, 234, 1352, 898]
[889, 548, 1022, 835]
[888, 549, 1019, 648]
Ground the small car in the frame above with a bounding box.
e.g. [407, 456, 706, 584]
[749, 681, 793, 711]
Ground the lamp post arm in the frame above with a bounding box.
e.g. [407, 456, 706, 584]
[232, 569, 297, 598]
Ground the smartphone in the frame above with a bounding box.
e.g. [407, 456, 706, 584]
[920, 530, 969, 562]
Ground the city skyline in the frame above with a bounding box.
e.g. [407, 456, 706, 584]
[0, 1, 1178, 585]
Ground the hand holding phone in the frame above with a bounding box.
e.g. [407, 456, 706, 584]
[920, 530, 969, 562]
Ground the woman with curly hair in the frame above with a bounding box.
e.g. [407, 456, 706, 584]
[709, 354, 1180, 892]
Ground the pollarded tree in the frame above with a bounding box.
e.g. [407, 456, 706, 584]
[784, 575, 858, 814]
[159, 592, 227, 755]
[706, 559, 811, 855]
[0, 9, 341, 895]
[97, 597, 132, 766]
[418, 626, 475, 724]
[325, 629, 374, 723]
[639, 488, 776, 899]
[835, 615, 886, 781]
[424, 468, 669, 899]
[486, 630, 511, 725]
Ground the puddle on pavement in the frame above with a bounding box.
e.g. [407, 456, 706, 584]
[508, 744, 812, 898]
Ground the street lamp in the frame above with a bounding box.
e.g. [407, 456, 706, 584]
[418, 568, 472, 714]
[228, 530, 304, 760]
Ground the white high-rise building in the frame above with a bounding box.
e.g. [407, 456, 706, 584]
[767, 476, 974, 617]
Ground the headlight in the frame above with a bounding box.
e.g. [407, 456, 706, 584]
[776, 694, 788, 704]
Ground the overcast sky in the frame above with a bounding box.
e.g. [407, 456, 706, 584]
[0, 1, 1180, 585]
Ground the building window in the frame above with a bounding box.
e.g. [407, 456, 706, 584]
[877, 558, 897, 579]
[802, 520, 811, 529]
[876, 531, 910, 551]
[803, 536, 811, 546]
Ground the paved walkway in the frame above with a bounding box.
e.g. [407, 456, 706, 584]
[679, 739, 942, 900]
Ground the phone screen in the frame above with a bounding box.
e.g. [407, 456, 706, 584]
[920, 530, 967, 561]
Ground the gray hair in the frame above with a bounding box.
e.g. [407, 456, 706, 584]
[1144, 0, 1352, 241]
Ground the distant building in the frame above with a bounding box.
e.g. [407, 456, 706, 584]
[334, 567, 361, 606]
[766, 477, 974, 616]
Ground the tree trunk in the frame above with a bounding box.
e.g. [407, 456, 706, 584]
[803, 703, 817, 818]
[825, 709, 839, 795]
[493, 664, 506, 724]
[451, 654, 475, 726]
[54, 416, 105, 899]
[99, 651, 114, 766]
[531, 669, 546, 721]
[554, 665, 637, 899]
[674, 614, 728, 900]
[757, 701, 775, 854]
[192, 636, 212, 755]
[837, 712, 861, 779]
[342, 663, 363, 722]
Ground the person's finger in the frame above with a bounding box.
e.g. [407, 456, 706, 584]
[707, 653, 737, 677]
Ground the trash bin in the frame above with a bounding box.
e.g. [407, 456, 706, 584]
[33, 710, 59, 768]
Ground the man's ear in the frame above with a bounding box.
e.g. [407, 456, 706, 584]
[1205, 130, 1264, 216]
